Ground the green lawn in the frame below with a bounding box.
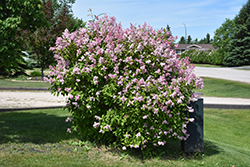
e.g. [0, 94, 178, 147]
[0, 79, 50, 88]
[0, 108, 249, 166]
[192, 64, 223, 68]
[25, 68, 50, 76]
[234, 68, 250, 71]
[198, 77, 250, 98]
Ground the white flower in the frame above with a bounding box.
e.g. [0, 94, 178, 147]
[93, 122, 100, 128]
[136, 132, 141, 137]
[94, 115, 101, 121]
[189, 118, 195, 122]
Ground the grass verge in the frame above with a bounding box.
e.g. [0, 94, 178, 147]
[192, 64, 223, 68]
[0, 79, 50, 88]
[25, 68, 50, 76]
[197, 77, 250, 98]
[0, 108, 249, 166]
[234, 68, 250, 71]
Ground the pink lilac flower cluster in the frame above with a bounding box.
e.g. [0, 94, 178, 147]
[46, 14, 204, 152]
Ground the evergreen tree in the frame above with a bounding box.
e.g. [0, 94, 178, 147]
[206, 33, 211, 44]
[224, 0, 250, 66]
[179, 36, 186, 44]
[166, 24, 171, 31]
[163, 24, 172, 40]
[187, 35, 192, 44]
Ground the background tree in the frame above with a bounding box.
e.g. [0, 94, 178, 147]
[178, 36, 186, 44]
[21, 0, 85, 79]
[166, 24, 171, 31]
[206, 33, 211, 44]
[187, 35, 192, 44]
[224, 0, 250, 66]
[179, 33, 213, 44]
[0, 0, 46, 77]
[67, 17, 85, 32]
[49, 0, 84, 32]
[212, 18, 235, 63]
[194, 38, 198, 43]
[198, 38, 205, 44]
[50, 0, 76, 13]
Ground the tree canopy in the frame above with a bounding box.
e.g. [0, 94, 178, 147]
[178, 33, 212, 44]
[212, 18, 235, 63]
[179, 36, 186, 44]
[187, 35, 192, 44]
[0, 0, 47, 76]
[224, 0, 250, 66]
[20, 0, 85, 79]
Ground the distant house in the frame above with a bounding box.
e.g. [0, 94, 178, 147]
[176, 44, 215, 54]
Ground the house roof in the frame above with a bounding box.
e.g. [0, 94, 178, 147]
[177, 44, 215, 50]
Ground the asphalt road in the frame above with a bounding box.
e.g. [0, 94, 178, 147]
[194, 67, 250, 83]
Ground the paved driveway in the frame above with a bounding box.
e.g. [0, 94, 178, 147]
[0, 91, 66, 108]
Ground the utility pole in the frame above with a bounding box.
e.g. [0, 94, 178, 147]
[183, 23, 187, 50]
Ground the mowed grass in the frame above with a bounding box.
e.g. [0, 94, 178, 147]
[0, 79, 50, 88]
[192, 64, 223, 68]
[192, 63, 250, 68]
[0, 108, 250, 166]
[25, 68, 50, 76]
[198, 77, 250, 98]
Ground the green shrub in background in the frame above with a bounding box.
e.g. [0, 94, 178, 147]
[45, 15, 204, 156]
[25, 58, 38, 69]
[180, 49, 225, 65]
[211, 48, 227, 65]
[30, 70, 42, 77]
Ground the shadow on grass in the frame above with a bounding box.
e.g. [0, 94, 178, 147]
[0, 110, 222, 161]
[102, 138, 221, 161]
[0, 111, 77, 144]
[203, 140, 221, 156]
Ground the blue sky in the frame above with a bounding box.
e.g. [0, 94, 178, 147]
[72, 0, 246, 42]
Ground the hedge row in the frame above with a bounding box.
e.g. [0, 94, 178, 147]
[179, 49, 225, 65]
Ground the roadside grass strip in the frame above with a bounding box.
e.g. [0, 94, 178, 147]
[0, 79, 50, 88]
[198, 77, 250, 99]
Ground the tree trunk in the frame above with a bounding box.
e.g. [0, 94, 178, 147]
[41, 67, 44, 81]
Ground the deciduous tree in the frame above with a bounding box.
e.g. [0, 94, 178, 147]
[0, 0, 46, 76]
[212, 18, 235, 64]
[21, 0, 85, 79]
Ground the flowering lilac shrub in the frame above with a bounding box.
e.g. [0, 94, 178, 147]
[46, 15, 203, 154]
